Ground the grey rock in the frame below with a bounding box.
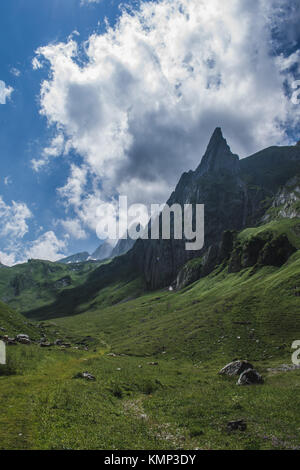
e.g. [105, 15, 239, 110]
[16, 334, 30, 341]
[219, 360, 254, 377]
[91, 241, 113, 261]
[237, 368, 263, 385]
[227, 420, 247, 432]
[111, 237, 137, 258]
[17, 335, 31, 345]
[73, 372, 96, 381]
[4, 336, 17, 346]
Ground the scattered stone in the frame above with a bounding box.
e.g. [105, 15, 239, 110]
[237, 369, 263, 385]
[73, 372, 96, 381]
[54, 339, 63, 346]
[3, 336, 17, 345]
[219, 360, 254, 377]
[107, 353, 117, 357]
[267, 364, 300, 373]
[227, 420, 247, 432]
[16, 334, 31, 345]
[148, 362, 159, 366]
[17, 337, 31, 345]
[8, 339, 17, 346]
[16, 334, 29, 341]
[40, 342, 51, 348]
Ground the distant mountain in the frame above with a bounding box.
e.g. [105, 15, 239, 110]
[58, 238, 134, 265]
[59, 252, 90, 264]
[111, 237, 136, 258]
[0, 259, 99, 313]
[91, 241, 114, 261]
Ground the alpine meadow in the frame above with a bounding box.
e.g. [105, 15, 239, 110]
[0, 0, 300, 454]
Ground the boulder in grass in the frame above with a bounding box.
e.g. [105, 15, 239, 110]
[219, 360, 254, 377]
[227, 420, 247, 432]
[17, 334, 29, 340]
[237, 368, 263, 386]
[3, 336, 17, 346]
[7, 338, 17, 346]
[73, 372, 96, 381]
[16, 334, 31, 345]
[18, 337, 31, 345]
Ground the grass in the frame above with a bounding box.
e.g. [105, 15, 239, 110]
[0, 219, 300, 449]
[0, 259, 102, 314]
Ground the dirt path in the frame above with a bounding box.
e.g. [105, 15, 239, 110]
[123, 397, 188, 449]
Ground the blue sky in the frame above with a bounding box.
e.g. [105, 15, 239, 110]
[0, 0, 143, 262]
[0, 0, 299, 265]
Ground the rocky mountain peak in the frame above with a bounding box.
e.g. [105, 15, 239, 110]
[196, 127, 240, 176]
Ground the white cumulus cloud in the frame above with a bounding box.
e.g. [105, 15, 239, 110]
[24, 231, 67, 262]
[0, 80, 13, 104]
[0, 197, 32, 239]
[59, 218, 87, 240]
[33, 0, 300, 234]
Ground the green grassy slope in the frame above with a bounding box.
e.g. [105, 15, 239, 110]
[0, 219, 300, 450]
[25, 251, 142, 320]
[0, 259, 102, 314]
[0, 301, 39, 340]
[1, 244, 300, 449]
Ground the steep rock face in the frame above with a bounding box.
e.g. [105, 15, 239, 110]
[258, 235, 296, 267]
[137, 130, 300, 289]
[91, 241, 113, 261]
[111, 237, 136, 258]
[79, 129, 300, 292]
[137, 128, 248, 288]
[176, 257, 203, 290]
[195, 127, 240, 176]
[263, 176, 300, 221]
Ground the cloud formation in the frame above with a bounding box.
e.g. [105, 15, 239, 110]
[80, 0, 101, 6]
[0, 80, 13, 104]
[0, 197, 67, 266]
[0, 197, 32, 239]
[24, 231, 67, 262]
[33, 0, 300, 239]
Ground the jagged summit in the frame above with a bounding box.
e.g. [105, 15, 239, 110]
[196, 127, 240, 176]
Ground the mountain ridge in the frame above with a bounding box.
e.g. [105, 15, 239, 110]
[3, 128, 300, 319]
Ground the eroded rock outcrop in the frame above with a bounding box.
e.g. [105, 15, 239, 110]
[219, 360, 254, 377]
